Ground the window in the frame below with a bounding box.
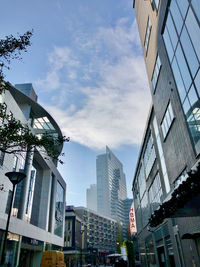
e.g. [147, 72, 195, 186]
[141, 192, 150, 227]
[161, 102, 175, 139]
[137, 164, 146, 199]
[163, 2, 200, 155]
[144, 18, 152, 53]
[143, 133, 156, 178]
[153, 117, 170, 193]
[149, 172, 163, 212]
[153, 0, 160, 11]
[152, 54, 161, 92]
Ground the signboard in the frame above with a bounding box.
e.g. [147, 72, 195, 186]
[129, 203, 137, 235]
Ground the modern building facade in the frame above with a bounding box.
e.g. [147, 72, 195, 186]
[75, 206, 118, 264]
[96, 146, 127, 220]
[86, 184, 97, 212]
[133, 0, 200, 266]
[0, 83, 66, 266]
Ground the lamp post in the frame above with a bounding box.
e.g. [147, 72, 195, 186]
[0, 171, 26, 265]
[80, 223, 85, 267]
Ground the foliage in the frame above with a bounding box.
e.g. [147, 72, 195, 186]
[116, 222, 123, 253]
[0, 102, 69, 164]
[0, 31, 69, 164]
[0, 31, 33, 94]
[124, 240, 135, 267]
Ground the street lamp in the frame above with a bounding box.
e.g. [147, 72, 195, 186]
[80, 223, 85, 267]
[0, 171, 26, 265]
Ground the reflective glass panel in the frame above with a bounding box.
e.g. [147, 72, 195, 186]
[137, 164, 146, 199]
[144, 18, 151, 52]
[192, 0, 200, 22]
[188, 85, 198, 106]
[181, 26, 199, 78]
[167, 13, 178, 51]
[172, 58, 186, 102]
[195, 70, 200, 97]
[176, 44, 192, 91]
[141, 192, 150, 227]
[154, 0, 160, 11]
[163, 27, 174, 62]
[176, 0, 189, 18]
[149, 172, 163, 212]
[186, 8, 200, 62]
[183, 97, 190, 114]
[170, 0, 183, 34]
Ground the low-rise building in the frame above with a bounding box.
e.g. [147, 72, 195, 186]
[75, 207, 118, 264]
[64, 206, 86, 266]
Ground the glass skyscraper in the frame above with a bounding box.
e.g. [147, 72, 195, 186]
[96, 146, 127, 220]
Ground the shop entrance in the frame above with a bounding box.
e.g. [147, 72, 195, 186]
[19, 237, 43, 267]
[157, 246, 167, 267]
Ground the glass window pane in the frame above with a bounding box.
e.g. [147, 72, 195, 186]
[176, 44, 192, 91]
[183, 97, 190, 114]
[172, 58, 186, 102]
[186, 8, 200, 62]
[163, 27, 174, 62]
[145, 19, 151, 52]
[180, 27, 199, 78]
[161, 122, 166, 138]
[176, 0, 189, 18]
[169, 103, 174, 122]
[166, 13, 178, 50]
[170, 1, 183, 34]
[188, 85, 198, 106]
[157, 54, 161, 67]
[154, 0, 160, 11]
[165, 109, 171, 127]
[152, 55, 161, 91]
[195, 70, 200, 98]
[192, 0, 200, 22]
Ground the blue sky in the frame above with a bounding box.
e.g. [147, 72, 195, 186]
[0, 0, 151, 206]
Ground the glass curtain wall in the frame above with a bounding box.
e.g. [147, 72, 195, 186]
[163, 0, 200, 154]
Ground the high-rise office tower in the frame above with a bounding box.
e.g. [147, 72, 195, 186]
[86, 184, 97, 212]
[96, 146, 127, 220]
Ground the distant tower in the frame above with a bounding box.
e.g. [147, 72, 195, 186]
[86, 184, 97, 212]
[96, 146, 127, 220]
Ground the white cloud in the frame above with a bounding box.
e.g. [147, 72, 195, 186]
[37, 19, 151, 150]
[35, 46, 80, 90]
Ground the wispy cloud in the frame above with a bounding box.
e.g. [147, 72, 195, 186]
[36, 18, 151, 150]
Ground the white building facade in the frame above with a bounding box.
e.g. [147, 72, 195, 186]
[0, 83, 66, 266]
